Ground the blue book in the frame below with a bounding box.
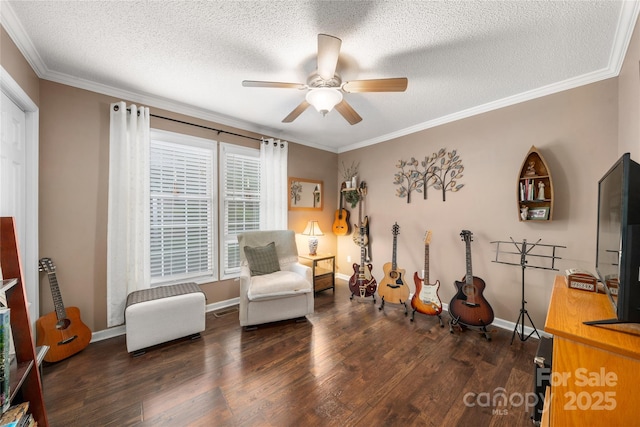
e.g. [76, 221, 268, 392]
[0, 308, 10, 413]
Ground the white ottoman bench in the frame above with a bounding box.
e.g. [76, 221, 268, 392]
[125, 282, 206, 355]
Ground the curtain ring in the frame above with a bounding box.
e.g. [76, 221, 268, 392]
[113, 105, 120, 112]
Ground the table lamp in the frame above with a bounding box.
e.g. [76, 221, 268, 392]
[301, 220, 324, 255]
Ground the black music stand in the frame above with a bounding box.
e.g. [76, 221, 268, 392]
[491, 238, 565, 344]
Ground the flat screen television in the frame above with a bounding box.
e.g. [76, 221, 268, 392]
[588, 152, 640, 325]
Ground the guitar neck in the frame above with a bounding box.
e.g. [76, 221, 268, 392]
[47, 272, 68, 320]
[391, 234, 397, 270]
[465, 239, 473, 284]
[424, 244, 430, 283]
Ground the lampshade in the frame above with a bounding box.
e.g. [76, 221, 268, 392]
[302, 220, 324, 237]
[305, 88, 343, 116]
[301, 220, 324, 256]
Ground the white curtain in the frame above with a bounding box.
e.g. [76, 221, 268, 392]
[260, 138, 288, 229]
[107, 101, 151, 327]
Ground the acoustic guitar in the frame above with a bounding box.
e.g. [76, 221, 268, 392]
[349, 184, 376, 301]
[378, 222, 409, 311]
[37, 258, 92, 362]
[332, 182, 350, 236]
[411, 231, 444, 325]
[448, 230, 494, 336]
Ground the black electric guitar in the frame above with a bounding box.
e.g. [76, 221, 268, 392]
[37, 257, 92, 362]
[332, 182, 350, 236]
[349, 183, 376, 300]
[449, 230, 494, 339]
[411, 231, 444, 325]
[378, 223, 409, 311]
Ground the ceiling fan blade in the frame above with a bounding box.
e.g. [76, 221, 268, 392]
[242, 80, 306, 89]
[317, 34, 342, 81]
[334, 100, 362, 125]
[342, 78, 408, 93]
[282, 100, 310, 123]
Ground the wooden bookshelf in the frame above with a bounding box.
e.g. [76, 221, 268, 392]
[517, 146, 554, 221]
[1, 217, 48, 426]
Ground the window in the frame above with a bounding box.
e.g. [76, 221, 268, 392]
[220, 143, 260, 278]
[149, 130, 217, 285]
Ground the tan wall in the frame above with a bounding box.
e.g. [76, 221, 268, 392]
[37, 80, 338, 332]
[1, 26, 39, 105]
[4, 18, 639, 335]
[337, 79, 619, 330]
[619, 13, 640, 158]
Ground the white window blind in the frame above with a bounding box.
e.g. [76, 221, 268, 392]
[220, 143, 260, 278]
[150, 131, 217, 284]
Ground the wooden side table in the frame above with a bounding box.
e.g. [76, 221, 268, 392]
[299, 254, 335, 294]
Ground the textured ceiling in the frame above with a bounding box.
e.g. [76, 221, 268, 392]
[2, 1, 639, 152]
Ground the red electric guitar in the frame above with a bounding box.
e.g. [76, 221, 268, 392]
[37, 258, 92, 362]
[411, 231, 444, 326]
[348, 184, 376, 301]
[448, 230, 494, 340]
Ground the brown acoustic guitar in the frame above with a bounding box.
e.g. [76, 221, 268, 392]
[448, 230, 494, 339]
[378, 222, 409, 312]
[411, 231, 444, 326]
[37, 257, 91, 362]
[332, 182, 350, 236]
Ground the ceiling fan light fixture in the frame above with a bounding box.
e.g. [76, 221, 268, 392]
[306, 88, 343, 116]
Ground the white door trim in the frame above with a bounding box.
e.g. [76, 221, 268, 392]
[1, 65, 40, 334]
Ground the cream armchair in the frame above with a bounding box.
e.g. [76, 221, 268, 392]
[237, 230, 314, 328]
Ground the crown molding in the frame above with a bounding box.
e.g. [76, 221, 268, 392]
[338, 2, 640, 153]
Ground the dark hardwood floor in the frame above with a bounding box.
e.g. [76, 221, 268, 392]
[42, 281, 540, 426]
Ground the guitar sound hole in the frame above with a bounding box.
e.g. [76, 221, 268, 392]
[55, 318, 71, 330]
[389, 271, 398, 279]
[462, 285, 477, 297]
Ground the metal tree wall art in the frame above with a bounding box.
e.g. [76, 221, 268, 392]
[394, 149, 465, 203]
[393, 158, 423, 203]
[431, 149, 464, 201]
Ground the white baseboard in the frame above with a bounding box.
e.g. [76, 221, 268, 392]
[335, 272, 551, 339]
[88, 289, 549, 343]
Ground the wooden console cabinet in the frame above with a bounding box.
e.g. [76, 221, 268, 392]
[543, 275, 640, 426]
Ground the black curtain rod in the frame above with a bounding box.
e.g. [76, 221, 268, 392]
[117, 104, 262, 142]
[149, 113, 263, 142]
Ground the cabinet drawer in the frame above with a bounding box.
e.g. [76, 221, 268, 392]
[315, 274, 334, 292]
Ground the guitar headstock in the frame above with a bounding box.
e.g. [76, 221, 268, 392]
[38, 257, 56, 273]
[392, 222, 400, 236]
[424, 230, 432, 245]
[460, 229, 473, 242]
[358, 181, 367, 197]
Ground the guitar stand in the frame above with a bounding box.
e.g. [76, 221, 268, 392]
[378, 296, 408, 315]
[449, 315, 491, 341]
[491, 238, 564, 345]
[410, 309, 444, 327]
[350, 285, 376, 303]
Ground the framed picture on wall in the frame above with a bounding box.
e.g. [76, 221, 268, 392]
[288, 177, 323, 211]
[527, 206, 550, 220]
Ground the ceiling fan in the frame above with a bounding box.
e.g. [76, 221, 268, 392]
[242, 34, 408, 125]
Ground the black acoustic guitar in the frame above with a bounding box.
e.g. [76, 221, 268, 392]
[448, 230, 494, 338]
